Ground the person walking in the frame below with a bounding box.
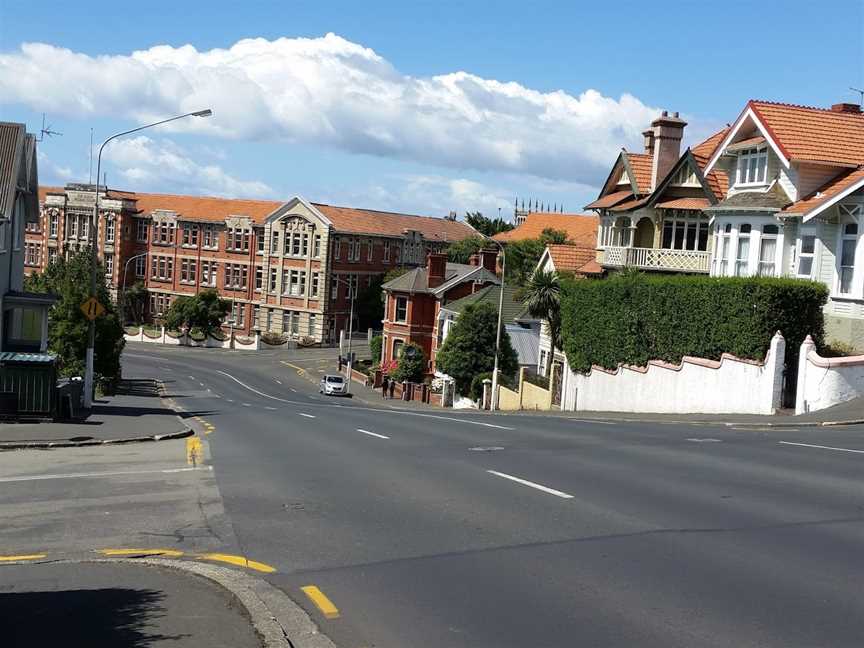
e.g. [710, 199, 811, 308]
[388, 378, 396, 400]
[381, 375, 389, 399]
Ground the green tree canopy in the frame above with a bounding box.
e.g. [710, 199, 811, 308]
[391, 342, 426, 382]
[523, 269, 562, 377]
[24, 249, 124, 387]
[436, 302, 519, 396]
[465, 211, 514, 237]
[504, 227, 569, 285]
[446, 236, 486, 264]
[163, 289, 230, 337]
[122, 281, 148, 325]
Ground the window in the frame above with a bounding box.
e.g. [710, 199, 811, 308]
[757, 224, 778, 277]
[331, 275, 339, 301]
[149, 293, 172, 317]
[135, 255, 146, 277]
[202, 225, 217, 249]
[671, 164, 699, 186]
[289, 232, 302, 256]
[180, 258, 197, 284]
[154, 222, 175, 245]
[104, 252, 113, 276]
[367, 238, 374, 262]
[308, 313, 317, 336]
[291, 312, 299, 335]
[105, 216, 115, 244]
[224, 264, 248, 289]
[25, 219, 40, 233]
[150, 255, 173, 281]
[70, 215, 78, 238]
[313, 234, 321, 258]
[661, 212, 709, 251]
[735, 147, 768, 186]
[265, 308, 273, 331]
[839, 222, 858, 295]
[256, 229, 265, 254]
[269, 267, 278, 292]
[796, 233, 816, 278]
[136, 219, 148, 242]
[49, 212, 58, 238]
[231, 302, 245, 327]
[255, 266, 264, 291]
[395, 296, 408, 322]
[311, 273, 320, 298]
[78, 214, 87, 241]
[735, 224, 751, 276]
[284, 269, 306, 296]
[227, 228, 250, 252]
[718, 223, 731, 275]
[271, 230, 280, 254]
[48, 248, 58, 265]
[348, 238, 360, 262]
[383, 240, 391, 263]
[346, 274, 357, 298]
[301, 233, 309, 257]
[24, 242, 40, 266]
[182, 224, 199, 247]
[200, 261, 218, 287]
[392, 339, 404, 359]
[333, 237, 341, 260]
[539, 349, 548, 376]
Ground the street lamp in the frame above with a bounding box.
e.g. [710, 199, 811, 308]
[84, 109, 212, 408]
[332, 275, 357, 394]
[481, 237, 506, 411]
[119, 251, 149, 327]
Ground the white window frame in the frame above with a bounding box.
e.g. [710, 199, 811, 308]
[735, 146, 768, 187]
[135, 255, 146, 277]
[136, 219, 148, 242]
[105, 216, 115, 244]
[795, 229, 817, 279]
[395, 295, 408, 323]
[313, 234, 321, 258]
[757, 224, 779, 277]
[836, 206, 861, 296]
[383, 240, 390, 263]
[734, 224, 751, 277]
[49, 212, 59, 238]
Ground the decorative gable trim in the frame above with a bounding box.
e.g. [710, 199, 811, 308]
[704, 104, 790, 175]
[646, 149, 719, 207]
[267, 195, 333, 228]
[802, 176, 864, 222]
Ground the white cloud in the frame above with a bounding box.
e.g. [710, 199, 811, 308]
[0, 34, 667, 185]
[36, 149, 74, 182]
[105, 136, 274, 198]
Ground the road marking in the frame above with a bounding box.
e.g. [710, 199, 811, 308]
[290, 388, 297, 393]
[0, 466, 211, 483]
[98, 548, 184, 557]
[186, 436, 203, 465]
[197, 553, 276, 573]
[226, 398, 234, 403]
[357, 428, 389, 439]
[242, 402, 252, 407]
[778, 441, 864, 454]
[275, 379, 283, 385]
[265, 406, 277, 411]
[569, 419, 616, 425]
[199, 382, 205, 387]
[281, 361, 306, 376]
[486, 470, 574, 499]
[0, 553, 47, 562]
[188, 375, 196, 380]
[299, 413, 316, 418]
[687, 438, 722, 443]
[301, 585, 340, 619]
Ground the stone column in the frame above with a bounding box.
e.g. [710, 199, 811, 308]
[795, 335, 816, 415]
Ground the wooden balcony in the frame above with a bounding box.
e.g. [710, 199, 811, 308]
[601, 246, 711, 273]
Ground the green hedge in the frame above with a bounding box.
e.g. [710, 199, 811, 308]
[560, 273, 827, 373]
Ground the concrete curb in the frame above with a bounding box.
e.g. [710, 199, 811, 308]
[98, 557, 337, 648]
[0, 427, 193, 450]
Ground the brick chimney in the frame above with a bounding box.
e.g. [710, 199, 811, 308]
[427, 252, 447, 288]
[478, 247, 499, 274]
[831, 102, 862, 114]
[642, 128, 655, 155]
[650, 110, 687, 191]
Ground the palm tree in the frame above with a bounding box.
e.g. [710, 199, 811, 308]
[523, 269, 562, 378]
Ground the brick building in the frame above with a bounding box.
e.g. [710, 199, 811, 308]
[29, 185, 476, 342]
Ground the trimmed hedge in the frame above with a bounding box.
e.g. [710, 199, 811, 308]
[560, 273, 827, 373]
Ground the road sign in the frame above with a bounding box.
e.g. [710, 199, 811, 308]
[80, 296, 105, 321]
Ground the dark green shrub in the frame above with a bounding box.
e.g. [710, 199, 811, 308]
[391, 342, 426, 382]
[560, 273, 827, 376]
[370, 334, 383, 363]
[470, 371, 493, 401]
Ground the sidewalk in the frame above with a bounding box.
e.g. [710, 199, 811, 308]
[0, 378, 193, 448]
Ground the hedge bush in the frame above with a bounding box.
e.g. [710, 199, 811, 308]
[560, 273, 827, 373]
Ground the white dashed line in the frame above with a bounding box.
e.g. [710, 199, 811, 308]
[265, 406, 277, 411]
[778, 441, 864, 454]
[275, 379, 282, 385]
[486, 470, 574, 499]
[299, 413, 316, 419]
[242, 403, 252, 407]
[357, 428, 389, 440]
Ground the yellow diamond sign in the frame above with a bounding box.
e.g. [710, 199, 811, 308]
[80, 296, 105, 321]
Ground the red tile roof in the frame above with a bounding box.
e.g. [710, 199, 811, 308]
[781, 165, 864, 216]
[134, 192, 282, 223]
[576, 259, 605, 275]
[655, 197, 711, 210]
[609, 196, 650, 212]
[584, 190, 633, 210]
[546, 244, 603, 276]
[311, 203, 476, 241]
[691, 127, 730, 160]
[749, 100, 864, 166]
[691, 129, 731, 199]
[493, 213, 598, 246]
[625, 152, 653, 194]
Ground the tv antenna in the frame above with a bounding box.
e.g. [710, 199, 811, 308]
[851, 87, 864, 105]
[36, 113, 62, 142]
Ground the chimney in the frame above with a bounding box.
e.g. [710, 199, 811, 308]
[642, 129, 655, 155]
[650, 110, 687, 191]
[831, 102, 862, 114]
[477, 247, 499, 274]
[427, 252, 447, 288]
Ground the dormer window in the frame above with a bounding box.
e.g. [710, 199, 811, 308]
[735, 146, 768, 186]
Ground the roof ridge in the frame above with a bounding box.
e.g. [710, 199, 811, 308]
[312, 202, 440, 220]
[131, 190, 281, 203]
[750, 99, 864, 116]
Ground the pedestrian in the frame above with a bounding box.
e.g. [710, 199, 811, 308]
[388, 379, 395, 400]
[381, 375, 389, 399]
[338, 355, 343, 372]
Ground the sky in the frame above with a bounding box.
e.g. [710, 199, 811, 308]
[1, 0, 862, 220]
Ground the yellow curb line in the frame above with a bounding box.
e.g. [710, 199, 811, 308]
[197, 552, 276, 573]
[280, 360, 306, 376]
[98, 548, 185, 557]
[186, 436, 203, 465]
[0, 553, 47, 562]
[301, 585, 340, 619]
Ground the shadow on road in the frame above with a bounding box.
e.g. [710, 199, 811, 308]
[1, 587, 187, 647]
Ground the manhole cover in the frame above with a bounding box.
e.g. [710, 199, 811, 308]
[469, 446, 505, 452]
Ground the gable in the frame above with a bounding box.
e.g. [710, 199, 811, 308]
[647, 150, 719, 207]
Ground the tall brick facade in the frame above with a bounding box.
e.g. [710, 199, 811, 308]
[29, 185, 476, 342]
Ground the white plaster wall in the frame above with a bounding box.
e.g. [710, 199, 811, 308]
[561, 333, 784, 415]
[796, 337, 864, 414]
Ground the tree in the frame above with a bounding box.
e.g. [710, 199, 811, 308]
[391, 342, 426, 382]
[523, 269, 562, 377]
[436, 302, 519, 396]
[24, 249, 124, 388]
[447, 236, 485, 264]
[356, 275, 386, 330]
[370, 334, 383, 365]
[122, 281, 148, 325]
[466, 211, 514, 237]
[505, 227, 569, 285]
[163, 289, 230, 337]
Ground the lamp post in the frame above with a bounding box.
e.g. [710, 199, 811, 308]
[483, 238, 506, 411]
[84, 109, 212, 408]
[119, 252, 148, 327]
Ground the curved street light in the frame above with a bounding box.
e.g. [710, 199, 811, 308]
[84, 109, 212, 408]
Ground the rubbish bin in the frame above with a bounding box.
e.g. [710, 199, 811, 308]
[56, 377, 84, 420]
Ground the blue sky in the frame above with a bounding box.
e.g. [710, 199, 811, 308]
[1, 0, 862, 218]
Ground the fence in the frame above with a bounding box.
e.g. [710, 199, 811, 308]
[124, 326, 260, 350]
[795, 336, 864, 414]
[496, 367, 554, 411]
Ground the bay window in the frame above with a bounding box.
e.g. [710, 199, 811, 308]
[757, 224, 778, 276]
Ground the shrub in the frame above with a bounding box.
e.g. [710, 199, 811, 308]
[370, 334, 383, 364]
[560, 273, 828, 377]
[391, 342, 426, 383]
[261, 331, 286, 346]
[470, 371, 493, 401]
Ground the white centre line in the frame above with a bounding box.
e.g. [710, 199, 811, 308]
[0, 466, 212, 483]
[778, 441, 864, 454]
[299, 413, 316, 419]
[265, 406, 277, 411]
[242, 403, 252, 407]
[486, 470, 574, 499]
[275, 379, 283, 385]
[188, 375, 196, 380]
[357, 428, 389, 439]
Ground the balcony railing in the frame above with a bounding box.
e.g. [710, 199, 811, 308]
[601, 246, 711, 273]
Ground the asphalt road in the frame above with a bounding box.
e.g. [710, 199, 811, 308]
[122, 343, 864, 648]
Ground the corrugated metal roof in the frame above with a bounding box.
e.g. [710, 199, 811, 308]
[0, 352, 55, 363]
[505, 324, 540, 367]
[0, 122, 24, 220]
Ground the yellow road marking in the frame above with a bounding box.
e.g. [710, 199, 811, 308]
[197, 553, 276, 573]
[0, 553, 46, 562]
[98, 548, 184, 557]
[301, 585, 340, 619]
[186, 436, 203, 465]
[280, 361, 306, 376]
